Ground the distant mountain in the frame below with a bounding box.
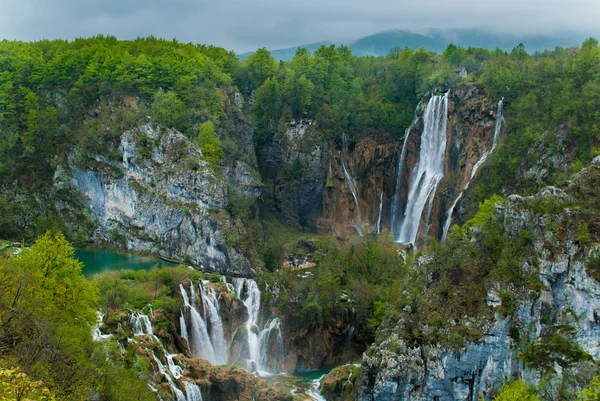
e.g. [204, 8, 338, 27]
[238, 40, 333, 61]
[238, 29, 591, 61]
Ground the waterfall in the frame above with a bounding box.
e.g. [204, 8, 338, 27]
[153, 352, 187, 401]
[179, 311, 189, 345]
[164, 348, 183, 379]
[390, 118, 418, 238]
[397, 92, 449, 246]
[179, 283, 217, 364]
[258, 318, 285, 372]
[92, 311, 112, 341]
[306, 375, 326, 401]
[184, 382, 203, 401]
[199, 281, 228, 365]
[129, 312, 153, 336]
[234, 278, 262, 371]
[375, 192, 383, 234]
[341, 161, 363, 236]
[233, 278, 284, 373]
[128, 306, 199, 401]
[441, 99, 504, 240]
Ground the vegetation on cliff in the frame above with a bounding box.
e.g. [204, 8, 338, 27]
[0, 33, 599, 400]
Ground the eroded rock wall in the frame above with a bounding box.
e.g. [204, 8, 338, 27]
[357, 157, 600, 401]
[57, 124, 258, 276]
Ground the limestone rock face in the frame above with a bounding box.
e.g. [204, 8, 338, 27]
[259, 119, 327, 231]
[357, 157, 600, 401]
[318, 85, 501, 242]
[58, 124, 256, 276]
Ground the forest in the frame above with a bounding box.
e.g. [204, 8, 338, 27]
[0, 35, 599, 400]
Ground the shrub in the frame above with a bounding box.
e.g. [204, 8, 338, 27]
[196, 121, 224, 171]
[492, 380, 539, 401]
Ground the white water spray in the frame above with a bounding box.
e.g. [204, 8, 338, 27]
[233, 278, 284, 373]
[341, 161, 363, 236]
[200, 281, 228, 365]
[441, 99, 504, 240]
[397, 92, 449, 246]
[179, 283, 217, 363]
[375, 192, 383, 234]
[390, 117, 418, 238]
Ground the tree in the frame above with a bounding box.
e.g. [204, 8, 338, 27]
[253, 77, 281, 149]
[492, 380, 539, 401]
[196, 121, 224, 170]
[0, 368, 55, 401]
[578, 376, 600, 401]
[151, 89, 185, 128]
[243, 48, 278, 91]
[0, 232, 98, 400]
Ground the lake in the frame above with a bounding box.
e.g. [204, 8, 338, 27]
[75, 248, 177, 276]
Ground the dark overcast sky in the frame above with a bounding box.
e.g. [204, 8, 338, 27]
[0, 0, 598, 53]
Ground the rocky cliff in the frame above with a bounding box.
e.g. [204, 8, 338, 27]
[55, 123, 260, 276]
[316, 85, 501, 242]
[357, 156, 600, 401]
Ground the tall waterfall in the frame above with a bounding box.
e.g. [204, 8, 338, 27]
[390, 118, 418, 238]
[179, 283, 217, 364]
[375, 192, 383, 234]
[199, 281, 228, 365]
[441, 99, 504, 240]
[397, 92, 449, 245]
[178, 278, 284, 374]
[233, 278, 284, 373]
[341, 161, 363, 236]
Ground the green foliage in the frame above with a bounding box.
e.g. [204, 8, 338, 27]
[197, 121, 224, 170]
[0, 233, 156, 400]
[262, 235, 406, 341]
[151, 89, 185, 127]
[519, 324, 590, 373]
[492, 380, 539, 401]
[578, 376, 600, 401]
[474, 38, 600, 200]
[466, 195, 504, 228]
[576, 221, 593, 244]
[0, 367, 55, 401]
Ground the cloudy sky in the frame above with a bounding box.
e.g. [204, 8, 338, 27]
[0, 0, 598, 53]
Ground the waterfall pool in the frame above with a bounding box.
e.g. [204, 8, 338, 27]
[75, 248, 177, 276]
[260, 368, 333, 400]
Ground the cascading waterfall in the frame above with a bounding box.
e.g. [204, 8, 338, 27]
[306, 375, 326, 401]
[258, 318, 285, 372]
[179, 283, 216, 364]
[390, 118, 418, 238]
[441, 99, 504, 240]
[341, 161, 363, 236]
[153, 352, 187, 401]
[375, 192, 383, 234]
[92, 311, 112, 341]
[184, 382, 203, 401]
[178, 278, 285, 374]
[233, 278, 284, 373]
[397, 92, 449, 245]
[234, 278, 261, 371]
[129, 311, 153, 336]
[199, 281, 228, 365]
[127, 312, 202, 401]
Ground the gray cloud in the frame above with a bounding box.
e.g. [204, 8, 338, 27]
[0, 0, 598, 52]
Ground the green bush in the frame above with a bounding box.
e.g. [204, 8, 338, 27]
[196, 121, 224, 171]
[492, 380, 539, 401]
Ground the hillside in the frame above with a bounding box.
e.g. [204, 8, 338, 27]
[0, 35, 599, 401]
[239, 28, 590, 61]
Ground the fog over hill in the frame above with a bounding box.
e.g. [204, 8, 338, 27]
[239, 28, 591, 60]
